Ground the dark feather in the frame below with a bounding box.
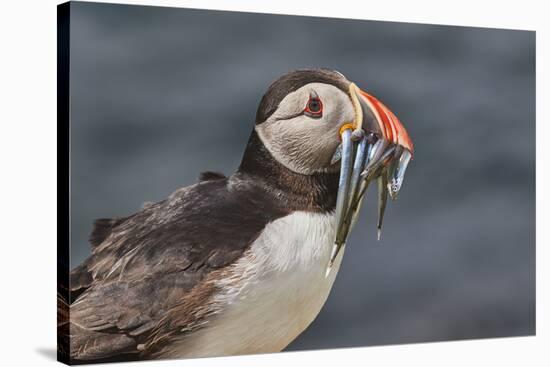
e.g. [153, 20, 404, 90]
[199, 171, 226, 182]
[89, 218, 125, 248]
[239, 131, 339, 212]
[69, 263, 92, 298]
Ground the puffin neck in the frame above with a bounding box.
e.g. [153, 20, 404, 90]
[237, 130, 339, 213]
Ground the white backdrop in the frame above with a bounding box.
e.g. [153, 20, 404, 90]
[0, 0, 546, 366]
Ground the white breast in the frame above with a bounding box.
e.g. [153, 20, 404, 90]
[169, 211, 345, 358]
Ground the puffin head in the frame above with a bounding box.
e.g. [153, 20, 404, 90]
[247, 69, 414, 273]
[254, 69, 413, 174]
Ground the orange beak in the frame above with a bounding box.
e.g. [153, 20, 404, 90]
[356, 88, 414, 156]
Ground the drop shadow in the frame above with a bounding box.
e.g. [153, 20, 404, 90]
[36, 347, 57, 361]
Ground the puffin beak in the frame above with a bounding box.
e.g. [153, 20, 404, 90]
[326, 83, 414, 275]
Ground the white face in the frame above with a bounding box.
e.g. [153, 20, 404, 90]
[255, 82, 355, 175]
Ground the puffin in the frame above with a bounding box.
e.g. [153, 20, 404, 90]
[58, 68, 414, 363]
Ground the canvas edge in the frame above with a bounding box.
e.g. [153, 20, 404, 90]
[57, 1, 71, 365]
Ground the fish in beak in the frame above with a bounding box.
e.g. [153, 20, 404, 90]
[326, 83, 414, 275]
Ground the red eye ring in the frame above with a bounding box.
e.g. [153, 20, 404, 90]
[304, 96, 323, 117]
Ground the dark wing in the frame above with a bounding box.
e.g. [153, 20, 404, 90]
[67, 176, 287, 362]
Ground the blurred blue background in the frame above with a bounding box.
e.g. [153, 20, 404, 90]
[68, 1, 535, 350]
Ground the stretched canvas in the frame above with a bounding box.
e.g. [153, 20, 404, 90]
[58, 1, 535, 364]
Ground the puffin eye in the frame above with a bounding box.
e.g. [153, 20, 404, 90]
[304, 96, 323, 118]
